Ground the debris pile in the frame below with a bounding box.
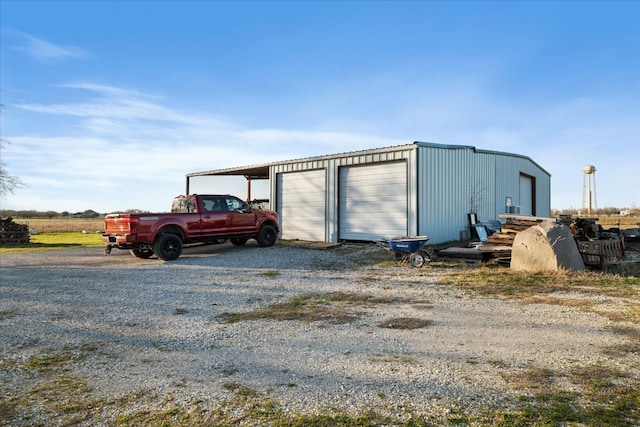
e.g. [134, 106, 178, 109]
[0, 217, 30, 245]
[474, 214, 549, 262]
[483, 215, 548, 249]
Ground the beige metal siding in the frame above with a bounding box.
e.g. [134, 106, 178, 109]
[494, 155, 551, 217]
[418, 146, 476, 243]
[417, 144, 551, 243]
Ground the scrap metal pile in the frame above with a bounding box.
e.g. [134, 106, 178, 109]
[438, 214, 636, 270]
[558, 216, 628, 269]
[483, 215, 629, 269]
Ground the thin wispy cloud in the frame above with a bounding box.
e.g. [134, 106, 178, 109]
[17, 83, 236, 130]
[9, 31, 90, 63]
[14, 83, 401, 156]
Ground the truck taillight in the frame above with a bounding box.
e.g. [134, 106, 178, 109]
[129, 217, 139, 233]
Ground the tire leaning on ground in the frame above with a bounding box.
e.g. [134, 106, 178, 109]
[153, 233, 183, 261]
[255, 225, 277, 247]
[230, 238, 248, 246]
[129, 249, 154, 259]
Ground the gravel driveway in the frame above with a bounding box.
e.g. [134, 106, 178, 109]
[1, 242, 638, 425]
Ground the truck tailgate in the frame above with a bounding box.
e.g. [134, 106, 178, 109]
[104, 214, 134, 234]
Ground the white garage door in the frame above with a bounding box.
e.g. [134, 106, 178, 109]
[276, 169, 326, 241]
[339, 162, 407, 241]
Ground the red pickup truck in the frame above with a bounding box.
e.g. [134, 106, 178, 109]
[102, 194, 280, 261]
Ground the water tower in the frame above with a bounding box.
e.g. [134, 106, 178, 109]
[582, 165, 597, 215]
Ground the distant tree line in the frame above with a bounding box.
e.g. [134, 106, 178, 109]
[552, 207, 639, 217]
[0, 209, 151, 218]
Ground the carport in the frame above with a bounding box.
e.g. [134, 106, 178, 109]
[185, 163, 270, 202]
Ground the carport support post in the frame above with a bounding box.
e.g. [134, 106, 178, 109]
[245, 175, 251, 202]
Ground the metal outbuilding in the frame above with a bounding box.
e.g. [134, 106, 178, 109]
[186, 141, 550, 244]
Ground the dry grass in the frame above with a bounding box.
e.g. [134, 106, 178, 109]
[437, 266, 640, 324]
[595, 215, 640, 229]
[219, 291, 402, 325]
[12, 217, 105, 233]
[499, 363, 640, 426]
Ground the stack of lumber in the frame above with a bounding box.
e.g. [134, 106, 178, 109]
[479, 214, 550, 253]
[435, 214, 552, 263]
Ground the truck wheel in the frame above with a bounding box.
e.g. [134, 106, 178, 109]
[130, 249, 154, 259]
[154, 234, 183, 261]
[256, 225, 277, 247]
[230, 238, 248, 246]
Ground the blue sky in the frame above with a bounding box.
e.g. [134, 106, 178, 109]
[1, 0, 639, 214]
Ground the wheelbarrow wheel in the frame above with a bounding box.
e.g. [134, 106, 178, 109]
[409, 253, 425, 268]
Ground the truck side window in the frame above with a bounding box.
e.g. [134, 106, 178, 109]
[203, 198, 227, 212]
[226, 197, 249, 212]
[212, 198, 224, 211]
[202, 199, 225, 212]
[172, 196, 197, 213]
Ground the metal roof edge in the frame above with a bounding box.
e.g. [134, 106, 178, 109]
[274, 142, 418, 164]
[186, 163, 271, 177]
[186, 143, 417, 177]
[474, 148, 551, 177]
[414, 141, 550, 178]
[413, 141, 476, 150]
[187, 141, 550, 178]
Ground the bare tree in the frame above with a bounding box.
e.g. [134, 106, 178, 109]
[0, 100, 26, 197]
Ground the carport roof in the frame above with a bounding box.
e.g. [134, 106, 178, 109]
[186, 163, 271, 180]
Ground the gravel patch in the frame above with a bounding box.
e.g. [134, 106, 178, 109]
[1, 241, 637, 425]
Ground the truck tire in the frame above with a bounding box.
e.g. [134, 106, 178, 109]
[256, 225, 277, 247]
[129, 249, 154, 259]
[154, 233, 183, 261]
[230, 238, 248, 246]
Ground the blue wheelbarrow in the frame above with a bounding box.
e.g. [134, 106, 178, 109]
[379, 236, 432, 267]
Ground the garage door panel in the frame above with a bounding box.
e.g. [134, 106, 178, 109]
[343, 194, 405, 204]
[277, 170, 326, 241]
[339, 162, 407, 241]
